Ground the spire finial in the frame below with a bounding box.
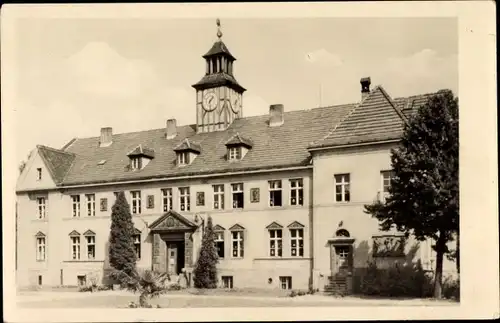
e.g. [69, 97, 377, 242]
[216, 18, 223, 40]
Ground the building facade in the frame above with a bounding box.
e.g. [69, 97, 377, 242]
[15, 22, 456, 292]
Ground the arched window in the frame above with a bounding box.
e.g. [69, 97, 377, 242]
[336, 229, 350, 237]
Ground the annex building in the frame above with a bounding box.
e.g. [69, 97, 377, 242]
[15, 21, 456, 294]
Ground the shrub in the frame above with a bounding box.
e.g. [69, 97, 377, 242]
[442, 276, 460, 300]
[297, 290, 306, 296]
[193, 216, 218, 289]
[78, 285, 93, 292]
[289, 290, 297, 297]
[118, 269, 170, 307]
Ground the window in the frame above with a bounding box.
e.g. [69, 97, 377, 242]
[231, 183, 244, 209]
[37, 197, 46, 219]
[86, 235, 95, 260]
[279, 276, 292, 290]
[71, 236, 81, 260]
[179, 187, 190, 211]
[86, 194, 95, 216]
[381, 170, 393, 193]
[36, 237, 46, 261]
[215, 231, 225, 258]
[178, 152, 190, 165]
[290, 179, 304, 206]
[268, 180, 282, 207]
[334, 174, 350, 202]
[71, 195, 80, 217]
[38, 275, 43, 286]
[222, 276, 233, 289]
[290, 228, 304, 257]
[162, 188, 173, 212]
[213, 185, 225, 210]
[231, 231, 244, 258]
[131, 191, 142, 214]
[100, 198, 108, 211]
[134, 234, 141, 259]
[228, 147, 242, 161]
[77, 275, 86, 286]
[131, 157, 142, 170]
[269, 229, 283, 257]
[36, 168, 42, 180]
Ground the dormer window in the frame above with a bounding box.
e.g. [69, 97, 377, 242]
[225, 133, 253, 162]
[178, 151, 190, 166]
[228, 147, 242, 161]
[173, 139, 201, 167]
[127, 145, 155, 171]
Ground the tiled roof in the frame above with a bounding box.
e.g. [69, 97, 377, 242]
[203, 40, 235, 60]
[192, 72, 246, 92]
[127, 144, 155, 159]
[225, 133, 253, 148]
[173, 138, 202, 154]
[58, 103, 354, 186]
[23, 86, 437, 189]
[37, 145, 76, 184]
[309, 86, 436, 149]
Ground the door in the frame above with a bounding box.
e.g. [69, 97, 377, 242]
[335, 246, 351, 274]
[167, 243, 178, 275]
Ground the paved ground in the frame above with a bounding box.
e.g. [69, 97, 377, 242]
[17, 290, 458, 308]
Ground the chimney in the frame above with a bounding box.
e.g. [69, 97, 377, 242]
[166, 119, 177, 139]
[269, 104, 284, 127]
[360, 77, 371, 101]
[99, 127, 113, 147]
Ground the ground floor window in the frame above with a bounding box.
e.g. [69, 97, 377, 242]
[279, 276, 292, 290]
[38, 275, 43, 286]
[77, 275, 86, 286]
[222, 276, 233, 289]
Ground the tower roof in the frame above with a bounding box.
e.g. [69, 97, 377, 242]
[203, 40, 236, 60]
[192, 72, 246, 92]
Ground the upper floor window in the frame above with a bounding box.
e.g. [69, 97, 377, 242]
[269, 180, 282, 207]
[334, 174, 350, 202]
[381, 170, 394, 194]
[36, 234, 46, 261]
[179, 187, 190, 211]
[290, 228, 304, 257]
[131, 191, 142, 214]
[131, 157, 142, 170]
[162, 188, 173, 212]
[228, 147, 242, 161]
[37, 197, 46, 219]
[269, 229, 283, 257]
[231, 183, 244, 209]
[178, 152, 190, 166]
[213, 184, 225, 210]
[86, 194, 96, 216]
[290, 179, 304, 206]
[71, 195, 80, 217]
[36, 168, 42, 181]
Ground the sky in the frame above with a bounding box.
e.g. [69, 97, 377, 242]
[13, 17, 458, 163]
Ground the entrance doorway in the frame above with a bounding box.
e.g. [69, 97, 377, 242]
[334, 245, 352, 275]
[166, 241, 185, 275]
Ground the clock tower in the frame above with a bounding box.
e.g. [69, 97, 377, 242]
[192, 19, 246, 133]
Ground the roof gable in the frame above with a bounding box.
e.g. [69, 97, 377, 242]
[309, 86, 409, 149]
[38, 145, 76, 184]
[213, 224, 225, 231]
[266, 222, 283, 230]
[149, 210, 197, 231]
[287, 221, 305, 229]
[173, 138, 202, 154]
[225, 133, 253, 148]
[229, 223, 245, 231]
[127, 144, 155, 159]
[69, 230, 80, 236]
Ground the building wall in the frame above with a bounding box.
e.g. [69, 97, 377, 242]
[311, 143, 457, 290]
[16, 169, 312, 289]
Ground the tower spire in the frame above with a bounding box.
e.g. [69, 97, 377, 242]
[216, 18, 223, 40]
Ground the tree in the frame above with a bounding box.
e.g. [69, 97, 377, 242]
[193, 216, 218, 288]
[108, 191, 137, 281]
[364, 90, 459, 299]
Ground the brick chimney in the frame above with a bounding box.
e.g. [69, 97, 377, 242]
[360, 77, 371, 101]
[269, 104, 284, 127]
[99, 127, 113, 147]
[166, 119, 177, 139]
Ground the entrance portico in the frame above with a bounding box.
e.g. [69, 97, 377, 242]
[148, 210, 198, 275]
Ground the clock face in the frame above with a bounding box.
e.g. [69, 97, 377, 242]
[202, 91, 218, 112]
[231, 96, 241, 113]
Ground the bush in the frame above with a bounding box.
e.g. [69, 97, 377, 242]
[297, 290, 306, 296]
[289, 290, 297, 297]
[360, 260, 434, 298]
[78, 285, 93, 292]
[167, 283, 182, 291]
[442, 276, 460, 300]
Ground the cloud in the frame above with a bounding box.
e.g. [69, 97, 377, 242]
[305, 48, 344, 67]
